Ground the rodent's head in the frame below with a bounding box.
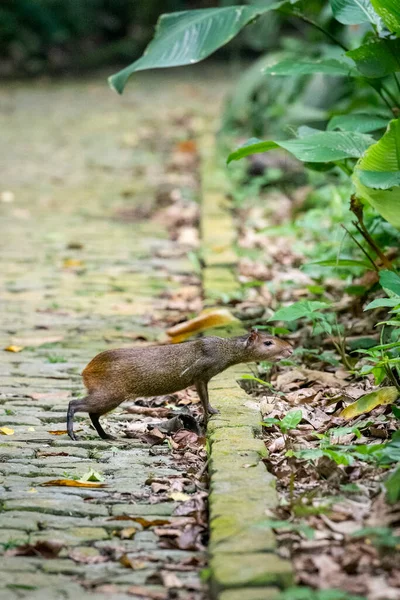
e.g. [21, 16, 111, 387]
[243, 329, 293, 362]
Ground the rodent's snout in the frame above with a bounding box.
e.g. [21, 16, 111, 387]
[282, 344, 293, 357]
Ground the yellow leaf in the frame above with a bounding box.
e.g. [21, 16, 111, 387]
[27, 427, 35, 432]
[63, 258, 84, 268]
[27, 488, 37, 494]
[0, 427, 14, 435]
[169, 492, 190, 502]
[119, 527, 137, 539]
[4, 345, 24, 353]
[39, 479, 107, 488]
[119, 554, 146, 569]
[340, 386, 398, 420]
[167, 308, 239, 343]
[48, 430, 68, 435]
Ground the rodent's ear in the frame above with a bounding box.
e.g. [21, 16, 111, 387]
[245, 328, 260, 347]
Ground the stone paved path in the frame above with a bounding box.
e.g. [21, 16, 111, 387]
[0, 67, 229, 600]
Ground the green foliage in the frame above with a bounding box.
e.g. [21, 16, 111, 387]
[385, 465, 400, 503]
[264, 57, 359, 77]
[227, 131, 373, 164]
[256, 518, 315, 539]
[329, 0, 382, 26]
[371, 0, 400, 33]
[263, 409, 303, 433]
[278, 586, 367, 600]
[346, 39, 400, 78]
[380, 269, 400, 295]
[268, 300, 330, 322]
[362, 270, 400, 386]
[327, 114, 388, 133]
[352, 526, 400, 547]
[109, 4, 287, 93]
[0, 0, 191, 73]
[109, 0, 400, 225]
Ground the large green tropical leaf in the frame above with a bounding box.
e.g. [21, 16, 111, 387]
[109, 3, 287, 93]
[327, 114, 389, 133]
[346, 38, 400, 78]
[353, 119, 400, 227]
[358, 170, 400, 188]
[228, 131, 373, 164]
[370, 0, 400, 33]
[264, 57, 359, 76]
[330, 0, 381, 25]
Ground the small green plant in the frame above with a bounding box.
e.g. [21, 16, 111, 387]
[255, 518, 315, 539]
[352, 526, 400, 548]
[361, 270, 400, 390]
[0, 538, 27, 551]
[268, 300, 353, 369]
[385, 465, 400, 504]
[46, 355, 67, 364]
[278, 587, 367, 600]
[263, 409, 303, 435]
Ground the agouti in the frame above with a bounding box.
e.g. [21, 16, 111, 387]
[67, 329, 293, 440]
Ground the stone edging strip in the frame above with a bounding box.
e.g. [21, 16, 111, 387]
[199, 131, 293, 599]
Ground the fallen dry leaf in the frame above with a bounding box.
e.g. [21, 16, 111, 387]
[0, 427, 14, 435]
[175, 139, 197, 154]
[12, 335, 63, 347]
[119, 527, 137, 540]
[127, 586, 166, 600]
[167, 308, 239, 342]
[69, 549, 109, 564]
[131, 517, 171, 529]
[5, 540, 63, 558]
[160, 570, 183, 589]
[36, 451, 70, 458]
[119, 554, 146, 569]
[4, 345, 24, 353]
[340, 387, 398, 419]
[63, 258, 84, 268]
[39, 479, 107, 488]
[169, 492, 191, 502]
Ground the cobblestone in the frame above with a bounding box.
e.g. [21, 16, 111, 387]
[0, 68, 229, 598]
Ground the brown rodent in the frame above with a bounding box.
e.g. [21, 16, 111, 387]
[67, 329, 292, 440]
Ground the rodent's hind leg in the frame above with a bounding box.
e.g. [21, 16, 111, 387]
[195, 381, 219, 421]
[67, 398, 88, 441]
[89, 413, 116, 440]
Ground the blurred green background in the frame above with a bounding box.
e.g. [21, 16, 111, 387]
[0, 0, 220, 76]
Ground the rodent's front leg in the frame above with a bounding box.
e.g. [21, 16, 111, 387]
[195, 380, 219, 420]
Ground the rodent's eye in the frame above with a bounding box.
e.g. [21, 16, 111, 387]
[263, 340, 273, 347]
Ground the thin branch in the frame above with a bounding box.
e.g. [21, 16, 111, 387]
[341, 224, 378, 272]
[353, 222, 392, 269]
[290, 12, 348, 51]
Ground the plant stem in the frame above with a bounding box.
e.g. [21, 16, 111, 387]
[349, 199, 393, 269]
[341, 224, 378, 272]
[290, 12, 347, 51]
[370, 81, 397, 115]
[335, 161, 352, 176]
[381, 83, 399, 109]
[353, 221, 393, 270]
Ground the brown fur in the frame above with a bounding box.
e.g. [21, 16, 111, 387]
[67, 331, 292, 440]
